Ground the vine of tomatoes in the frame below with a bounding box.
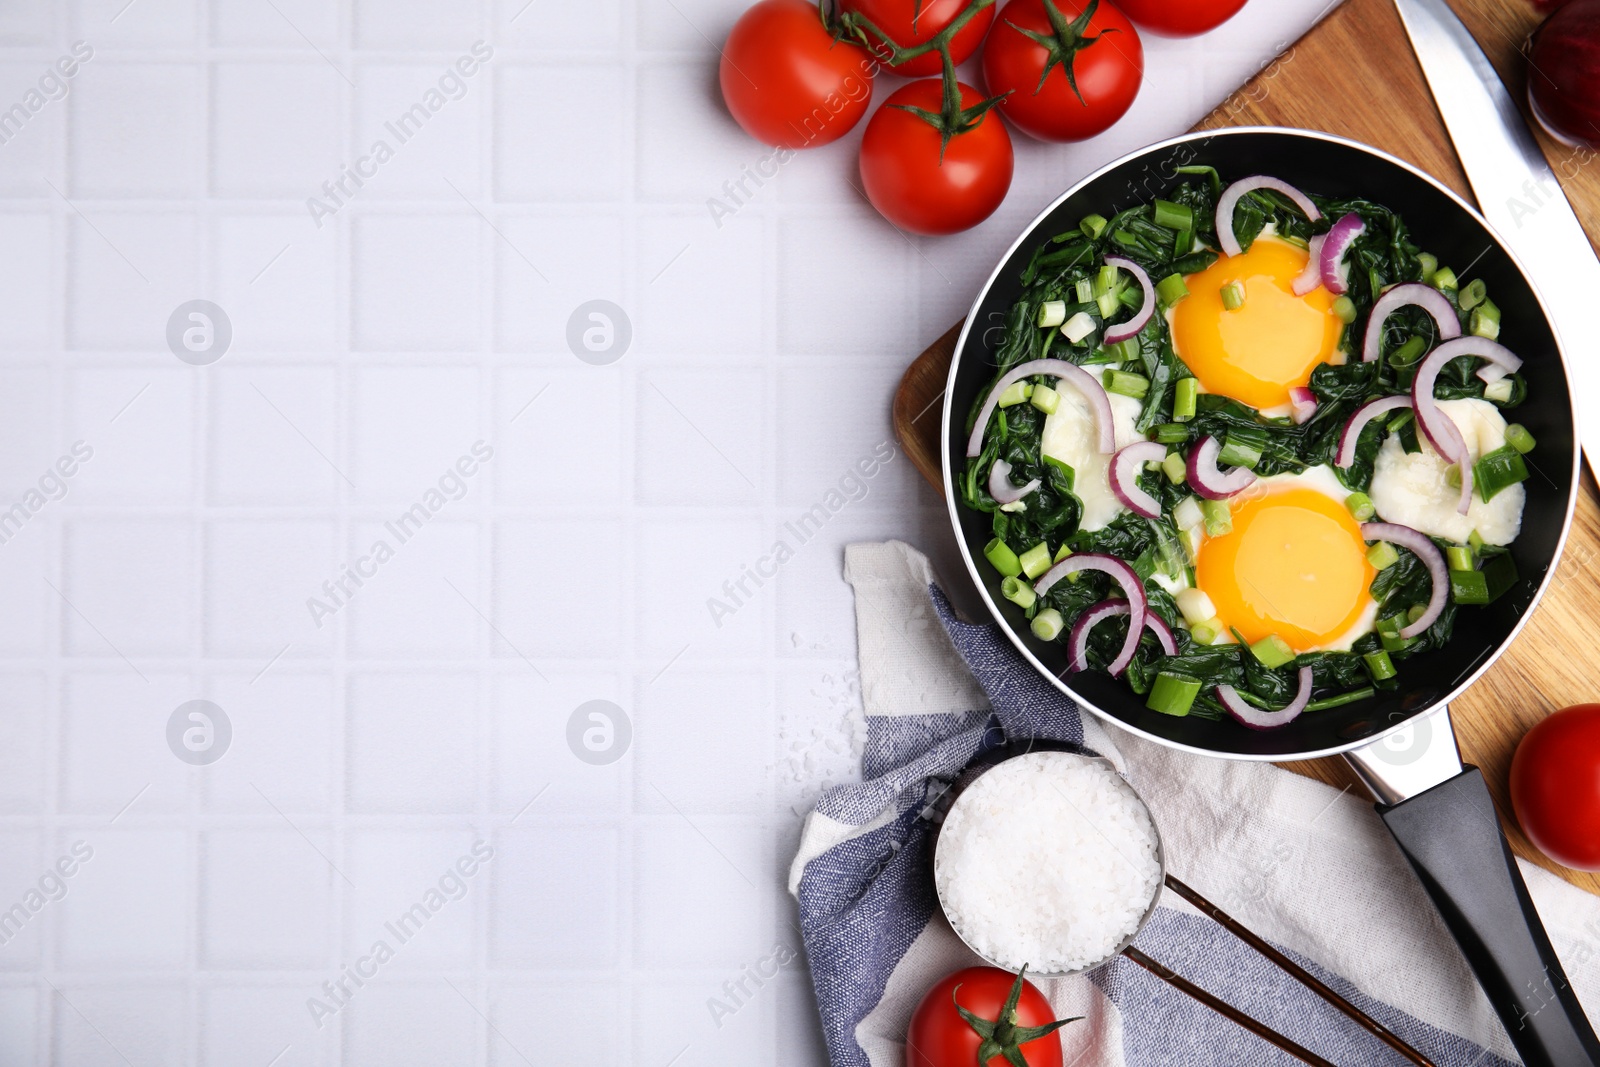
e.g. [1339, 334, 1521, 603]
[718, 0, 1231, 234]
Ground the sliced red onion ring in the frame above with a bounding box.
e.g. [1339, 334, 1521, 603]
[1288, 387, 1318, 425]
[1034, 553, 1146, 677]
[1318, 213, 1366, 295]
[1335, 395, 1412, 468]
[1362, 522, 1448, 638]
[1110, 441, 1166, 519]
[1186, 435, 1257, 500]
[987, 459, 1039, 505]
[1102, 256, 1155, 345]
[1410, 337, 1520, 516]
[1218, 666, 1314, 731]
[1292, 234, 1326, 296]
[1065, 598, 1176, 673]
[967, 359, 1114, 459]
[1215, 176, 1322, 258]
[1361, 282, 1462, 363]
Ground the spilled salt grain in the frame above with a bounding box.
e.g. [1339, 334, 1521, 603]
[934, 751, 1161, 974]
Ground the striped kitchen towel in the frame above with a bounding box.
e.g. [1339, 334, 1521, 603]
[789, 541, 1600, 1067]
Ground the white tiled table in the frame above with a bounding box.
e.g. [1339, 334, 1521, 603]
[0, 1, 1334, 1063]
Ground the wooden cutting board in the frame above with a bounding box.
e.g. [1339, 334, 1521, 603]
[894, 0, 1600, 895]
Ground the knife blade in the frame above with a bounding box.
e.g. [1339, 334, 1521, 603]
[1394, 0, 1600, 483]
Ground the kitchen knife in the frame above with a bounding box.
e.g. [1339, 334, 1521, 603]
[1395, 0, 1600, 484]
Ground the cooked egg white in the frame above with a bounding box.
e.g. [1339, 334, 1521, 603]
[1192, 465, 1379, 653]
[1369, 398, 1525, 546]
[1040, 390, 1145, 531]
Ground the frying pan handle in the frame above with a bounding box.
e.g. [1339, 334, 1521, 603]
[1377, 766, 1600, 1067]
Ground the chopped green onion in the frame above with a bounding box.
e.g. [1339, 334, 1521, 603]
[1332, 295, 1357, 324]
[1097, 292, 1122, 319]
[1387, 409, 1415, 433]
[1112, 228, 1139, 248]
[1450, 568, 1490, 605]
[1364, 649, 1397, 681]
[1001, 575, 1037, 609]
[1470, 310, 1500, 341]
[1018, 542, 1053, 580]
[1250, 634, 1295, 669]
[1445, 465, 1462, 490]
[1080, 214, 1108, 239]
[997, 381, 1032, 408]
[1417, 252, 1439, 279]
[1172, 227, 1192, 258]
[1153, 199, 1193, 232]
[1407, 603, 1428, 625]
[1036, 300, 1067, 328]
[1446, 544, 1476, 572]
[1181, 525, 1204, 562]
[1483, 552, 1518, 602]
[1190, 620, 1221, 645]
[1030, 384, 1060, 414]
[1061, 311, 1097, 344]
[984, 538, 1022, 577]
[1474, 445, 1529, 502]
[1366, 540, 1400, 570]
[1221, 282, 1246, 311]
[1075, 278, 1095, 303]
[1173, 496, 1204, 531]
[1376, 616, 1412, 653]
[1470, 299, 1500, 340]
[1156, 273, 1190, 307]
[1388, 335, 1428, 368]
[1031, 608, 1065, 641]
[1161, 451, 1187, 484]
[1146, 672, 1201, 717]
[1459, 278, 1488, 311]
[1484, 378, 1515, 404]
[1153, 423, 1188, 444]
[1104, 369, 1149, 399]
[1201, 499, 1232, 537]
[1105, 337, 1139, 363]
[1173, 378, 1198, 422]
[1469, 529, 1485, 554]
[1053, 543, 1073, 564]
[1505, 424, 1535, 454]
[1094, 265, 1119, 296]
[1176, 588, 1217, 626]
[1430, 266, 1458, 292]
[1345, 492, 1376, 521]
[1217, 435, 1262, 470]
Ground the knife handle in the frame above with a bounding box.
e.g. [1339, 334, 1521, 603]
[1377, 767, 1600, 1067]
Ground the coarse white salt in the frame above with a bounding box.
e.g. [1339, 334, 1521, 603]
[934, 750, 1162, 974]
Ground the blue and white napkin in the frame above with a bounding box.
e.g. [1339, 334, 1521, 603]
[790, 541, 1600, 1067]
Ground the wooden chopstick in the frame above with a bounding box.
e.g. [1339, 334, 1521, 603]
[1157, 874, 1437, 1067]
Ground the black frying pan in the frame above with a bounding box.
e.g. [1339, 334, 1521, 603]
[941, 128, 1596, 1066]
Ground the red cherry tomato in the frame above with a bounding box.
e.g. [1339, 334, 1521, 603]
[719, 0, 876, 149]
[841, 0, 998, 77]
[1510, 703, 1600, 871]
[859, 80, 1014, 235]
[982, 0, 1143, 142]
[907, 967, 1066, 1067]
[1115, 0, 1246, 36]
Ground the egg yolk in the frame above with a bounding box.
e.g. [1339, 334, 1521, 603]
[1171, 238, 1343, 410]
[1196, 486, 1375, 652]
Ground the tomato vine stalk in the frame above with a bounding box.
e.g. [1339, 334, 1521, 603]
[828, 0, 1012, 159]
